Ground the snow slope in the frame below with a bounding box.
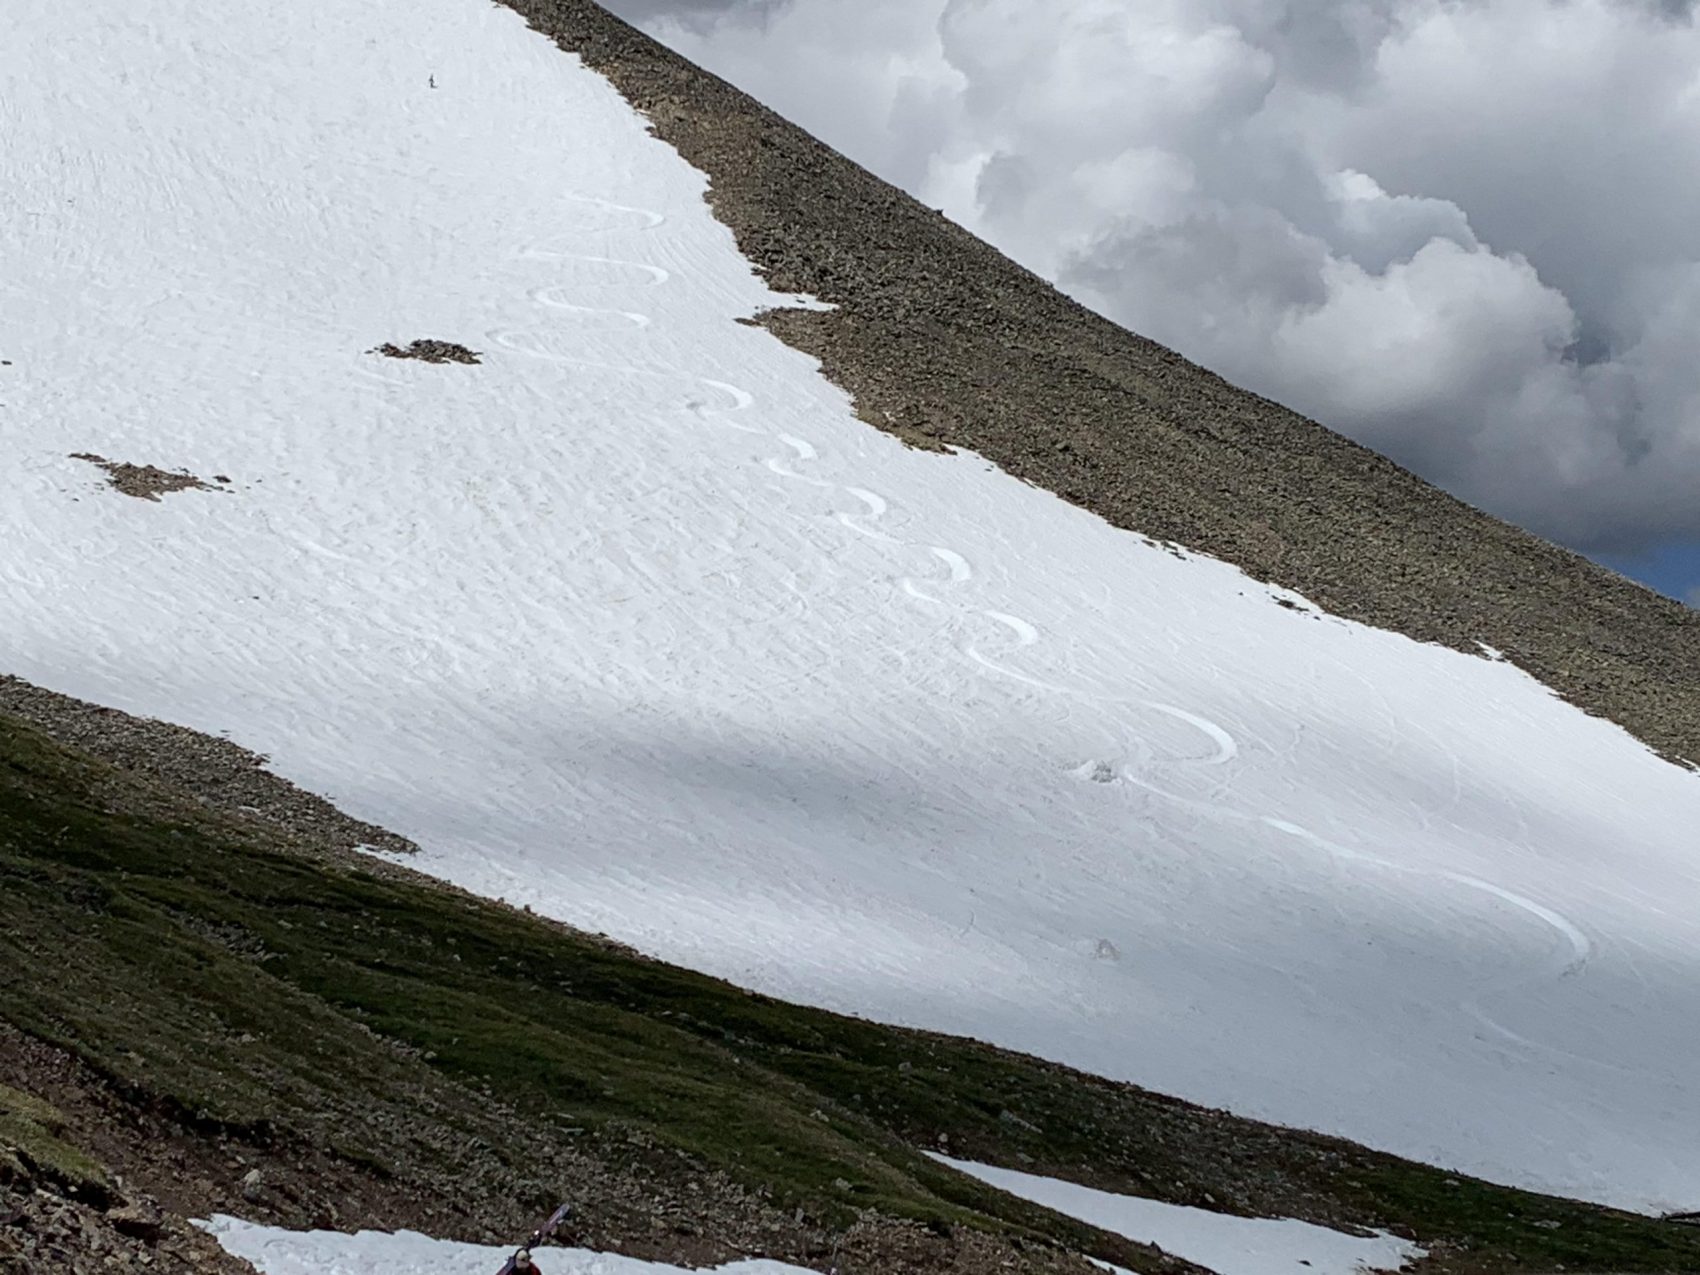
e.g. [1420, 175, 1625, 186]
[200, 1217, 811, 1275]
[6, 0, 1700, 1213]
[935, 1157, 1422, 1275]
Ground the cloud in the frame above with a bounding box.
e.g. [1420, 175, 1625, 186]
[612, 0, 1700, 557]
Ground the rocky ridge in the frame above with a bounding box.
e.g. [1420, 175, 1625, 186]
[499, 0, 1700, 770]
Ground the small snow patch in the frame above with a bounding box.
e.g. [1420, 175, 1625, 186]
[931, 1156, 1424, 1275]
[199, 1216, 814, 1274]
[1263, 583, 1324, 616]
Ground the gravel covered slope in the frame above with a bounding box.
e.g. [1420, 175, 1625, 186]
[0, 676, 417, 857]
[503, 0, 1700, 769]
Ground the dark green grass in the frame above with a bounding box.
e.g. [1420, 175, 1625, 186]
[0, 1082, 109, 1202]
[2, 711, 1696, 1272]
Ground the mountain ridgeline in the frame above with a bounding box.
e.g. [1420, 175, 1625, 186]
[510, 0, 1700, 772]
[6, 2, 1700, 1273]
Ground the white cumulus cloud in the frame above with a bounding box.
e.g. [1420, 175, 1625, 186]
[611, 0, 1700, 557]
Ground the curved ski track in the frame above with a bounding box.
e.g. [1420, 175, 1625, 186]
[13, 7, 1696, 1206]
[489, 198, 1598, 1074]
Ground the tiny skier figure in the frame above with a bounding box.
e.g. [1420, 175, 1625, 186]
[495, 1203, 568, 1274]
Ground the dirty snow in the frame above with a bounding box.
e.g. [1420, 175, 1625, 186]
[7, 0, 1700, 1212]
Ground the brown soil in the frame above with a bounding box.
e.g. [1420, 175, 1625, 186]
[71, 453, 227, 502]
[492, 0, 1700, 771]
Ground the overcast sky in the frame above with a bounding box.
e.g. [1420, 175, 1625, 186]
[602, 0, 1700, 605]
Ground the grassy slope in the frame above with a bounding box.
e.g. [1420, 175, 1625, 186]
[2, 710, 1696, 1273]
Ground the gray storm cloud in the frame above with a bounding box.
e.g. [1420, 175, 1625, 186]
[606, 0, 1700, 556]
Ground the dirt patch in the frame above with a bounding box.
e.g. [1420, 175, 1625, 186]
[71, 453, 227, 502]
[371, 339, 482, 365]
[0, 676, 418, 857]
[493, 0, 1700, 772]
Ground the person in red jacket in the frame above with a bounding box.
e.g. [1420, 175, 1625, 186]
[512, 1249, 541, 1274]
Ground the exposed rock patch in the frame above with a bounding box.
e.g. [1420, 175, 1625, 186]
[0, 676, 418, 857]
[71, 453, 227, 502]
[0, 1183, 254, 1275]
[371, 339, 481, 365]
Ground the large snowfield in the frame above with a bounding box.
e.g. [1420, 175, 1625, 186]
[7, 0, 1700, 1215]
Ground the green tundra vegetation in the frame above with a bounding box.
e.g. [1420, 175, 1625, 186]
[3, 709, 1697, 1273]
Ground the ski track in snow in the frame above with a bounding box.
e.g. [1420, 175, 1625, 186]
[526, 287, 652, 329]
[8, 0, 1700, 1215]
